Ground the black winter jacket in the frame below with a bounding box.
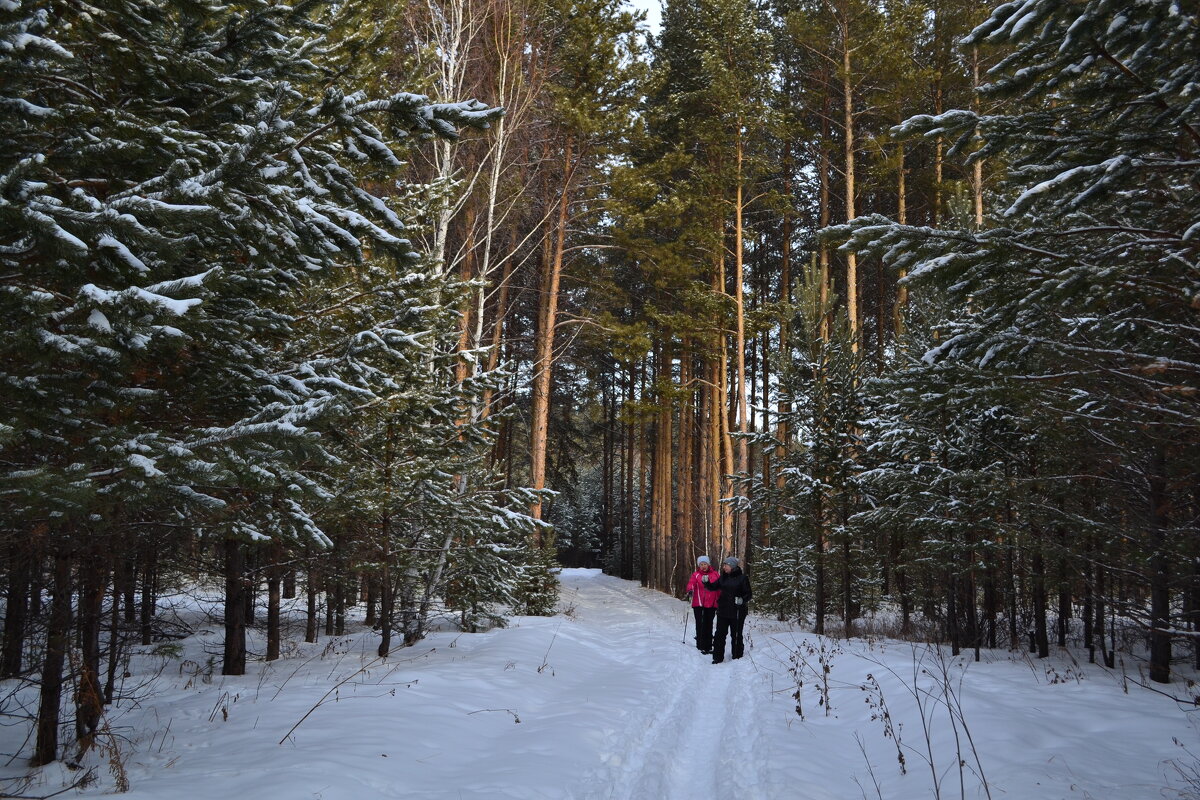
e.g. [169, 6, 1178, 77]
[712, 567, 752, 619]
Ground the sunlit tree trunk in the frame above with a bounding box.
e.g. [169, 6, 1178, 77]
[773, 167, 792, 499]
[529, 137, 574, 531]
[655, 344, 676, 590]
[718, 230, 736, 559]
[622, 365, 636, 579]
[638, 360, 650, 585]
[678, 340, 696, 566]
[839, 5, 858, 351]
[732, 130, 750, 557]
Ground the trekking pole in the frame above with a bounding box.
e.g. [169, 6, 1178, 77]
[681, 608, 689, 645]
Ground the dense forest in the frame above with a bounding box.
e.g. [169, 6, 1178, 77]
[1, 0, 1197, 770]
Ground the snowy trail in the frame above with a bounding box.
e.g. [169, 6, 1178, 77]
[561, 571, 770, 800]
[13, 567, 1195, 800]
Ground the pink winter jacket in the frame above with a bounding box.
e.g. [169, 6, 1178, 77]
[686, 568, 721, 608]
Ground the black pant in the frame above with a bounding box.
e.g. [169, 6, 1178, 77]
[692, 606, 716, 651]
[712, 609, 747, 662]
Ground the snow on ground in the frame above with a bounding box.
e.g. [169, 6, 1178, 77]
[3, 568, 1197, 799]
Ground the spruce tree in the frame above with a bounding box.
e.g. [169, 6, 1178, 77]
[833, 0, 1200, 681]
[1, 0, 499, 761]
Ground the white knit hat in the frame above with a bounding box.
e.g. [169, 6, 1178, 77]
[697, 555, 711, 565]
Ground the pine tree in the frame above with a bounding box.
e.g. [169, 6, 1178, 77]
[614, 0, 777, 590]
[752, 257, 863, 632]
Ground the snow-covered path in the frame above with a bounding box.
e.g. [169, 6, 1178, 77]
[5, 568, 1196, 799]
[567, 572, 766, 799]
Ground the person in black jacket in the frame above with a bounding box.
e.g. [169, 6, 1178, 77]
[710, 556, 752, 664]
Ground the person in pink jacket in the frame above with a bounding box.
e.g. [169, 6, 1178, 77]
[685, 556, 721, 654]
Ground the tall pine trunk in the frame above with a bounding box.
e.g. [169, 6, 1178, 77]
[732, 132, 750, 557]
[529, 137, 575, 532]
[840, 5, 859, 351]
[651, 345, 673, 591]
[971, 45, 985, 230]
[602, 374, 616, 566]
[622, 366, 636, 580]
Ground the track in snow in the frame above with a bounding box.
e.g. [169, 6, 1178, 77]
[562, 571, 772, 800]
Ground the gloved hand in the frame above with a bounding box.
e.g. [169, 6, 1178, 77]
[734, 596, 744, 606]
[685, 591, 693, 602]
